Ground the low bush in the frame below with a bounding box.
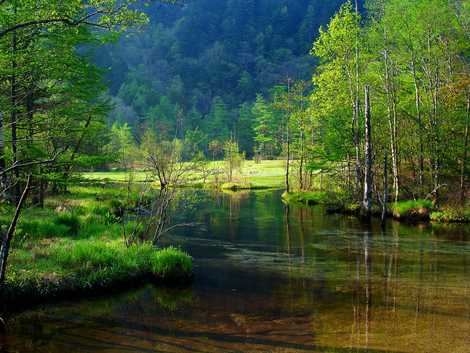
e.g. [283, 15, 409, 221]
[431, 207, 470, 223]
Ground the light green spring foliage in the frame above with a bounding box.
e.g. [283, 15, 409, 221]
[223, 139, 244, 181]
[105, 123, 139, 169]
[307, 0, 470, 201]
[309, 2, 362, 164]
[0, 0, 174, 38]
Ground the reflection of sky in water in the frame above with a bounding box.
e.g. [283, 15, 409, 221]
[2, 190, 470, 353]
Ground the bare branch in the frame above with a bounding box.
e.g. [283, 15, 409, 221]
[0, 149, 64, 177]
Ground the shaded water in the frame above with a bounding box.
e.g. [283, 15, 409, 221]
[2, 190, 470, 353]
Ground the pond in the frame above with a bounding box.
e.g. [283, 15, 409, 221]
[1, 190, 470, 353]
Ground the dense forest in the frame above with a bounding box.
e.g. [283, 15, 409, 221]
[98, 0, 349, 155]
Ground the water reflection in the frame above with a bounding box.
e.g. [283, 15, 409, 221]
[2, 190, 470, 352]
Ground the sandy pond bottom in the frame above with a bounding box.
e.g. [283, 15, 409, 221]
[2, 190, 470, 353]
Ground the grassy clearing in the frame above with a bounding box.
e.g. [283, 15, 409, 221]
[1, 185, 192, 311]
[82, 160, 286, 189]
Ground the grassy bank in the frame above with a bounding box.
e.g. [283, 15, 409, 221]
[281, 190, 470, 224]
[0, 185, 192, 313]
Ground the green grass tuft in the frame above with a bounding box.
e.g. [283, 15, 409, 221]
[392, 199, 433, 221]
[149, 246, 193, 280]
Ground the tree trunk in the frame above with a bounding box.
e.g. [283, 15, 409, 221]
[285, 78, 291, 193]
[382, 151, 388, 226]
[461, 90, 470, 204]
[299, 132, 304, 191]
[383, 48, 399, 202]
[363, 86, 373, 217]
[411, 58, 425, 194]
[0, 112, 6, 199]
[354, 2, 361, 195]
[0, 176, 31, 285]
[10, 30, 20, 203]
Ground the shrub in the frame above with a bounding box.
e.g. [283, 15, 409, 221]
[431, 207, 470, 223]
[38, 222, 70, 238]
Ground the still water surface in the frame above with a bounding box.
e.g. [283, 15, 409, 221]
[2, 190, 470, 353]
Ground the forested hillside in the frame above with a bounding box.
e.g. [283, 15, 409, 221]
[98, 0, 348, 153]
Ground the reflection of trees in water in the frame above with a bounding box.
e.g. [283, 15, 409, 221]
[223, 191, 249, 240]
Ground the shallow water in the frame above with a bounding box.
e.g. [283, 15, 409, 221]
[2, 190, 470, 353]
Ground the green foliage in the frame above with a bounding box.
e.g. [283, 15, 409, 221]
[104, 123, 139, 169]
[431, 208, 470, 223]
[253, 94, 282, 158]
[17, 221, 70, 241]
[220, 182, 258, 191]
[309, 1, 362, 167]
[222, 139, 245, 183]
